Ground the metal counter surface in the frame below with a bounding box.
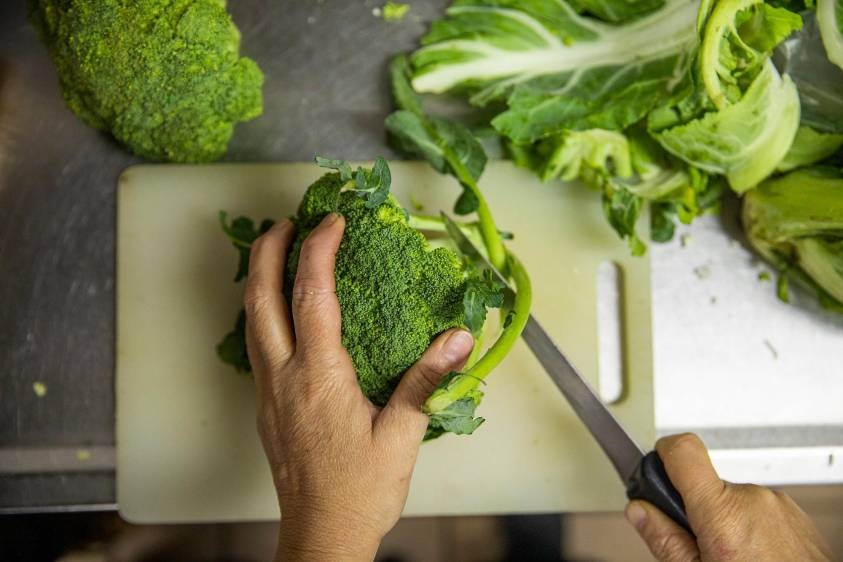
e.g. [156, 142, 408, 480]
[1, 0, 841, 511]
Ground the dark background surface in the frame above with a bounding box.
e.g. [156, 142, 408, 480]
[0, 0, 448, 510]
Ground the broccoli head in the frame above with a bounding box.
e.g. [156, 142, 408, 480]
[219, 158, 516, 437]
[29, 0, 264, 163]
[284, 172, 467, 405]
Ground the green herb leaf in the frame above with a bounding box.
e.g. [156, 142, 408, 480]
[216, 309, 251, 372]
[315, 155, 354, 182]
[463, 268, 505, 335]
[219, 211, 275, 282]
[356, 156, 392, 208]
[427, 397, 485, 435]
[385, 111, 488, 186]
[651, 202, 678, 243]
[602, 187, 646, 256]
[316, 156, 393, 208]
[386, 110, 448, 172]
[454, 188, 480, 216]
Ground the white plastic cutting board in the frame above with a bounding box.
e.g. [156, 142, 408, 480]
[116, 161, 653, 523]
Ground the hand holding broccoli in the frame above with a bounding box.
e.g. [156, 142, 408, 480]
[246, 214, 474, 562]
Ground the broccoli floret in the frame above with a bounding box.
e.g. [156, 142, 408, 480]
[29, 0, 263, 163]
[284, 173, 467, 405]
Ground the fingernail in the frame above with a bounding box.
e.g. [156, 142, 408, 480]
[275, 219, 290, 232]
[321, 213, 341, 227]
[443, 330, 474, 364]
[625, 502, 647, 531]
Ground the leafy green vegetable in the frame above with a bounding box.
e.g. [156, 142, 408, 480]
[400, 0, 822, 255]
[426, 394, 485, 439]
[698, 0, 802, 108]
[743, 167, 843, 310]
[777, 126, 843, 171]
[410, 0, 699, 130]
[217, 310, 250, 373]
[818, 0, 843, 69]
[463, 268, 505, 335]
[29, 0, 264, 162]
[219, 212, 275, 282]
[654, 63, 800, 193]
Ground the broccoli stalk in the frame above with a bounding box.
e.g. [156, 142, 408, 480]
[385, 55, 533, 434]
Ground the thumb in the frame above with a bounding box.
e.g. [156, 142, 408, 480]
[625, 500, 701, 562]
[375, 329, 474, 440]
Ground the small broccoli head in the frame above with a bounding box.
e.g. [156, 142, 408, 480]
[29, 0, 263, 163]
[285, 173, 466, 405]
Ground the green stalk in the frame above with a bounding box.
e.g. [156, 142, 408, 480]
[464, 324, 487, 370]
[439, 143, 509, 272]
[424, 252, 532, 414]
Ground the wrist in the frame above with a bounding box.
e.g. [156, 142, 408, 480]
[276, 506, 382, 562]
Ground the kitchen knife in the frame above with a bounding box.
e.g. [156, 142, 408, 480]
[441, 212, 693, 535]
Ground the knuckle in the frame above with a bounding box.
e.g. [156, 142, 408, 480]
[650, 532, 692, 561]
[243, 287, 273, 317]
[292, 274, 335, 304]
[665, 433, 704, 455]
[748, 484, 780, 506]
[301, 229, 328, 254]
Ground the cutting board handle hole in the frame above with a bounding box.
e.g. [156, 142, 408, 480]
[597, 261, 625, 404]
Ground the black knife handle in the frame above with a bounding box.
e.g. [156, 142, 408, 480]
[626, 451, 694, 536]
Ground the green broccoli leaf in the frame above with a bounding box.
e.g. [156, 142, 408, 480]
[454, 189, 481, 216]
[387, 55, 488, 197]
[315, 156, 354, 182]
[315, 155, 392, 208]
[463, 268, 505, 335]
[356, 156, 393, 208]
[217, 309, 251, 372]
[219, 211, 275, 282]
[427, 396, 485, 436]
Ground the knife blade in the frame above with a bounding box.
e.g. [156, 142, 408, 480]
[441, 212, 693, 534]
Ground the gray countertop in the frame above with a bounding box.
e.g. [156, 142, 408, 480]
[2, 0, 841, 512]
